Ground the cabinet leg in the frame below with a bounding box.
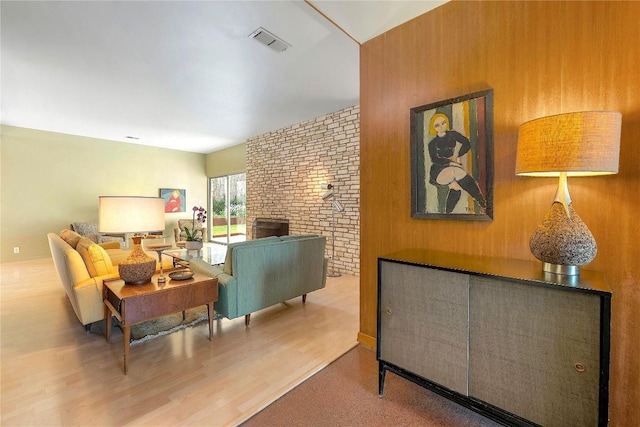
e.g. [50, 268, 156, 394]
[378, 363, 386, 397]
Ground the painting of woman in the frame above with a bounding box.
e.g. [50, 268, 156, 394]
[428, 113, 486, 213]
[410, 89, 493, 220]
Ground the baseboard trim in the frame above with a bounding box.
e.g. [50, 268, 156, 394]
[357, 332, 376, 349]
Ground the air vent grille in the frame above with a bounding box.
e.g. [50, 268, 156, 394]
[249, 27, 291, 53]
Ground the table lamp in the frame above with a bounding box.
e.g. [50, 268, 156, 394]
[99, 196, 166, 284]
[515, 111, 621, 275]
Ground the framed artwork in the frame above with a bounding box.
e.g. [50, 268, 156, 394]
[410, 89, 494, 221]
[159, 188, 186, 213]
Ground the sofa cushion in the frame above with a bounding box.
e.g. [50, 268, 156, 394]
[60, 228, 82, 248]
[176, 219, 205, 241]
[76, 237, 115, 277]
[72, 221, 98, 235]
[223, 236, 279, 275]
[72, 222, 101, 243]
[104, 249, 130, 265]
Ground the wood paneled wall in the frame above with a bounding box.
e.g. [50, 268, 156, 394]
[359, 1, 639, 424]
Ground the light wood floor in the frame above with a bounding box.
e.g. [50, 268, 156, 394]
[0, 258, 360, 426]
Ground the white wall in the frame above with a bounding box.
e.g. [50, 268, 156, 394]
[0, 125, 208, 261]
[205, 143, 246, 177]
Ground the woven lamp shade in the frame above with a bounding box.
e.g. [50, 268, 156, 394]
[516, 111, 621, 177]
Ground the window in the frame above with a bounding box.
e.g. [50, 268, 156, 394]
[209, 173, 246, 245]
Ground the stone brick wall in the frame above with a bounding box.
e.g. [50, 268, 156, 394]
[246, 105, 360, 276]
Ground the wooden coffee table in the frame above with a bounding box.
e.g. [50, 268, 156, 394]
[103, 271, 218, 374]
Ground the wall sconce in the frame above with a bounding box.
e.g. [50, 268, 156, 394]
[99, 196, 166, 284]
[320, 183, 345, 277]
[515, 111, 621, 275]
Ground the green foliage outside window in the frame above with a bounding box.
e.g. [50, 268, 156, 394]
[212, 197, 246, 218]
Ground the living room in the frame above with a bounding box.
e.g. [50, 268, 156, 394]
[2, 1, 639, 426]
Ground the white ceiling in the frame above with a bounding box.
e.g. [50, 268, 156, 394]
[1, 1, 446, 154]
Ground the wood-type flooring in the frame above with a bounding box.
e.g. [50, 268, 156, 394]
[1, 257, 359, 426]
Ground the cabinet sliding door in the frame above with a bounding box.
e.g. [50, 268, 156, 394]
[468, 277, 601, 426]
[379, 261, 469, 395]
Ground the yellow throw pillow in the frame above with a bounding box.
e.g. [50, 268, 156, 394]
[60, 228, 82, 248]
[76, 237, 115, 277]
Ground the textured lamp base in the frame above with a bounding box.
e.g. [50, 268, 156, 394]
[118, 236, 157, 284]
[529, 202, 596, 276]
[119, 260, 156, 284]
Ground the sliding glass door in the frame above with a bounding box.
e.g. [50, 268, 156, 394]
[209, 173, 246, 245]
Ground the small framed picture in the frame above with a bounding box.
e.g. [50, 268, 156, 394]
[159, 188, 186, 213]
[410, 89, 494, 221]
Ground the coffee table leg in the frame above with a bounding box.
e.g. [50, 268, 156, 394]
[207, 302, 214, 340]
[123, 325, 131, 375]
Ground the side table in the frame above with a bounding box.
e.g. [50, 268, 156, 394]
[103, 272, 218, 374]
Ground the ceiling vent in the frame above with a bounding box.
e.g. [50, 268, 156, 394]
[249, 27, 291, 53]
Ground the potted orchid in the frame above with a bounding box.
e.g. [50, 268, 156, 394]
[184, 206, 207, 250]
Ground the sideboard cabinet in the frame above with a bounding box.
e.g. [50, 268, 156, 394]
[377, 249, 611, 427]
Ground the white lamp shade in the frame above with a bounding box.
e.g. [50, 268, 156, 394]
[321, 190, 334, 200]
[332, 199, 345, 213]
[515, 111, 621, 177]
[99, 196, 165, 233]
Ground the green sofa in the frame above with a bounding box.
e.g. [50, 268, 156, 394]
[188, 235, 328, 325]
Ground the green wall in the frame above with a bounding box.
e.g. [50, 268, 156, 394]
[0, 125, 209, 262]
[205, 143, 246, 177]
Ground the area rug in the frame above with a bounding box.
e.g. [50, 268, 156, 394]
[124, 306, 209, 345]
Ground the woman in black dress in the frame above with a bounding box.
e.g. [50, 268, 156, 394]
[428, 113, 486, 213]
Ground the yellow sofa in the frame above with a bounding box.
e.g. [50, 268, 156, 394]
[47, 229, 172, 329]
